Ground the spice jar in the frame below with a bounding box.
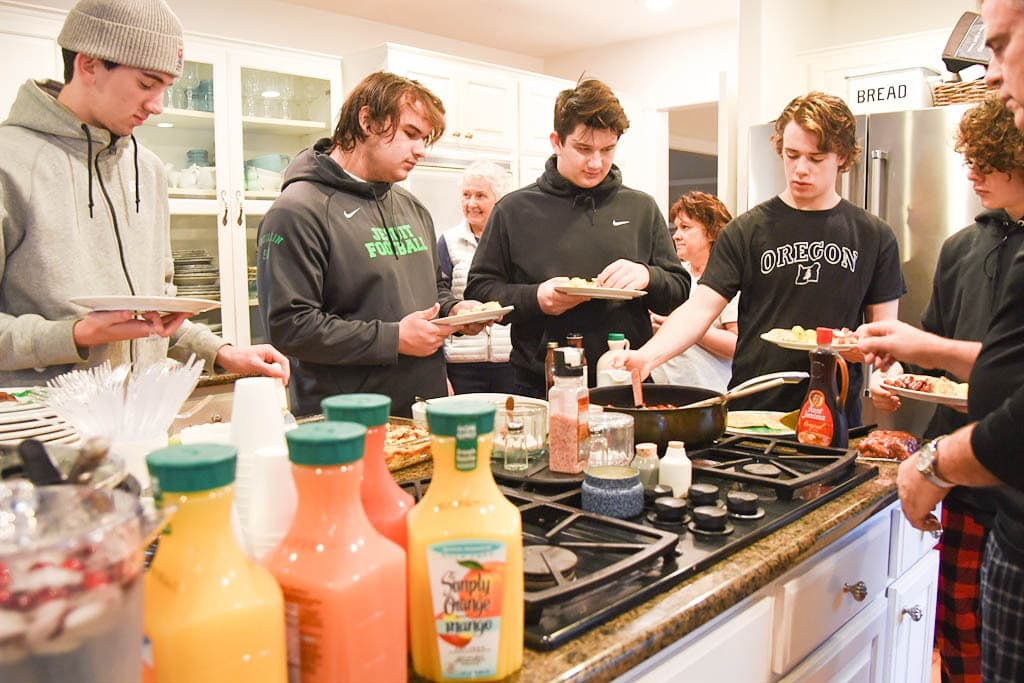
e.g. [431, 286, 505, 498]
[548, 348, 589, 474]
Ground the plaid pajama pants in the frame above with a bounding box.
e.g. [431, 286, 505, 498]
[936, 504, 986, 683]
[981, 533, 1024, 683]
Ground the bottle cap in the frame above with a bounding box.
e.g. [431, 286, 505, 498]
[147, 444, 237, 492]
[321, 393, 391, 427]
[607, 332, 625, 341]
[286, 422, 367, 466]
[426, 400, 496, 436]
[816, 327, 833, 345]
[507, 420, 524, 433]
[554, 347, 585, 377]
[667, 440, 686, 450]
[636, 442, 658, 458]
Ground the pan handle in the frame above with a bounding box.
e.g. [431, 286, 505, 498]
[681, 377, 787, 410]
[731, 371, 809, 393]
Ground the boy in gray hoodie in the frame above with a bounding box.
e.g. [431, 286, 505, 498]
[0, 0, 289, 386]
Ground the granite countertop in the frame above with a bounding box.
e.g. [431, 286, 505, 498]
[393, 459, 899, 683]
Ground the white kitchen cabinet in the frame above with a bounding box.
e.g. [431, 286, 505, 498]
[134, 37, 342, 347]
[519, 75, 574, 156]
[345, 45, 517, 153]
[616, 596, 774, 683]
[518, 155, 549, 189]
[889, 502, 940, 578]
[0, 3, 63, 120]
[884, 550, 939, 683]
[780, 598, 887, 683]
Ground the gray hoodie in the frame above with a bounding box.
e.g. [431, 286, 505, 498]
[0, 79, 223, 386]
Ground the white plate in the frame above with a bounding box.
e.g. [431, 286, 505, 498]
[70, 295, 220, 314]
[431, 305, 514, 326]
[554, 286, 645, 300]
[0, 415, 66, 434]
[0, 387, 47, 414]
[759, 330, 859, 352]
[883, 381, 968, 408]
[0, 423, 76, 443]
[726, 410, 795, 436]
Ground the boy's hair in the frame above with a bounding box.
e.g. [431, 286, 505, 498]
[553, 78, 630, 142]
[669, 191, 733, 241]
[62, 48, 119, 84]
[956, 95, 1024, 175]
[331, 71, 446, 152]
[770, 91, 862, 172]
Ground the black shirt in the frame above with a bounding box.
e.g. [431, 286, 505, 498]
[700, 196, 906, 423]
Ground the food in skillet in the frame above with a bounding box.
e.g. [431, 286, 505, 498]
[857, 430, 920, 461]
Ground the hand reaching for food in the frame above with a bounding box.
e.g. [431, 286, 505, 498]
[596, 259, 650, 291]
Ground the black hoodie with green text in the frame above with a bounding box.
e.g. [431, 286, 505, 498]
[257, 138, 457, 417]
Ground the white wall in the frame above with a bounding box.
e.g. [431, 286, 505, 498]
[19, 0, 543, 73]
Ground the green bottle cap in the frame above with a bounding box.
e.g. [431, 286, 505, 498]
[321, 393, 391, 427]
[607, 332, 625, 341]
[286, 422, 367, 466]
[425, 400, 495, 437]
[146, 444, 237, 493]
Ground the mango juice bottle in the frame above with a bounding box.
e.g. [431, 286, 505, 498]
[408, 401, 524, 681]
[143, 444, 286, 683]
[321, 393, 414, 549]
[264, 422, 407, 682]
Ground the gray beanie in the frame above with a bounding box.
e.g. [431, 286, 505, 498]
[58, 0, 184, 77]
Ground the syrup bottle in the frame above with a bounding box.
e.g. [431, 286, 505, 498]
[796, 327, 849, 448]
[544, 341, 560, 398]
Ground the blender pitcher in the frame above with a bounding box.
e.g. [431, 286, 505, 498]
[0, 483, 153, 683]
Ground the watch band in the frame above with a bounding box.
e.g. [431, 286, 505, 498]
[918, 437, 954, 489]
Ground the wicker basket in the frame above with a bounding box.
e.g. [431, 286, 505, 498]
[931, 80, 995, 106]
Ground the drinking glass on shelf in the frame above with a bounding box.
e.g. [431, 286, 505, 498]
[280, 78, 296, 120]
[180, 63, 199, 110]
[262, 74, 281, 119]
[243, 74, 261, 117]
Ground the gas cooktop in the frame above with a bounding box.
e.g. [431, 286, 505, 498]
[403, 435, 878, 650]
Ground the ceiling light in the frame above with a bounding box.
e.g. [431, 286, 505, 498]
[157, 122, 174, 128]
[645, 0, 673, 8]
[261, 90, 281, 98]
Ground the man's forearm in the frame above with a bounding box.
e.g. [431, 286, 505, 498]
[923, 338, 981, 380]
[935, 424, 1004, 487]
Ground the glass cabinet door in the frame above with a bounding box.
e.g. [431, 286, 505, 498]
[229, 54, 340, 347]
[134, 46, 233, 341]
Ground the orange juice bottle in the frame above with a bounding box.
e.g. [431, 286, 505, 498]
[408, 401, 524, 681]
[143, 444, 286, 683]
[264, 422, 407, 682]
[321, 393, 414, 549]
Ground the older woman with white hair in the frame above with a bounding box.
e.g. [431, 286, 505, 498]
[437, 160, 515, 394]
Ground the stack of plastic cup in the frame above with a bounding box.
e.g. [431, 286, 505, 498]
[229, 377, 293, 558]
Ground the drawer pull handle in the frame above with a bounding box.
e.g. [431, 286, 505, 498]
[843, 581, 868, 602]
[901, 605, 923, 622]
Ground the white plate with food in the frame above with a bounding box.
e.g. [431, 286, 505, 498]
[554, 285, 645, 300]
[726, 410, 795, 436]
[70, 295, 220, 314]
[431, 304, 514, 326]
[0, 388, 48, 415]
[760, 326, 859, 351]
[882, 374, 968, 408]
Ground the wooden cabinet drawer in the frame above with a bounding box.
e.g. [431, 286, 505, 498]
[772, 512, 891, 674]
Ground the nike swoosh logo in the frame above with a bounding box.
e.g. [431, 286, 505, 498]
[612, 219, 630, 227]
[343, 208, 360, 219]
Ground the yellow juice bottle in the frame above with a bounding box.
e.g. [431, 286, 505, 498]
[143, 444, 287, 683]
[408, 401, 524, 681]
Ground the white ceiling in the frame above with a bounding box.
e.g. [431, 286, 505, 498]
[279, 0, 738, 58]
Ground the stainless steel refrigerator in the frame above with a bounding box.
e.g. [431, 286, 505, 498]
[747, 105, 982, 434]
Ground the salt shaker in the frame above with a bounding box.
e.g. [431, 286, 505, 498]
[503, 420, 529, 471]
[587, 422, 608, 468]
[632, 442, 660, 487]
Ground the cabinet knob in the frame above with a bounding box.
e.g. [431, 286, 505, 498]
[464, 132, 474, 139]
[842, 581, 868, 602]
[451, 131, 462, 137]
[901, 605, 923, 622]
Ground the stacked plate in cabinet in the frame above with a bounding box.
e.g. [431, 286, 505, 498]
[0, 389, 79, 446]
[172, 249, 220, 300]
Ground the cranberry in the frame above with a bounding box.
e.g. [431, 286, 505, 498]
[61, 557, 85, 572]
[83, 571, 109, 589]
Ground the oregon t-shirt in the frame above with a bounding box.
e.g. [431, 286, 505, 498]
[700, 196, 906, 423]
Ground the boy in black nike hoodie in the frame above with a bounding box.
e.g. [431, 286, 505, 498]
[465, 79, 688, 394]
[257, 72, 479, 416]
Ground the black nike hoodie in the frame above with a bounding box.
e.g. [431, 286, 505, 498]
[465, 155, 689, 392]
[257, 138, 456, 416]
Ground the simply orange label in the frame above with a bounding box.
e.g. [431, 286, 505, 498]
[427, 540, 507, 678]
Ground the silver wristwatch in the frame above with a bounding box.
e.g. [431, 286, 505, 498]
[916, 436, 954, 488]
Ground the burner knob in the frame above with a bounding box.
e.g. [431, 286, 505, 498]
[692, 505, 728, 532]
[644, 484, 673, 507]
[726, 491, 760, 515]
[687, 483, 719, 507]
[653, 496, 687, 523]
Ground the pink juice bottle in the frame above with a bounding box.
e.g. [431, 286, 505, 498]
[264, 422, 407, 682]
[321, 393, 414, 549]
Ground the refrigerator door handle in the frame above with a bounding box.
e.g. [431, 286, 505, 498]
[869, 150, 888, 220]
